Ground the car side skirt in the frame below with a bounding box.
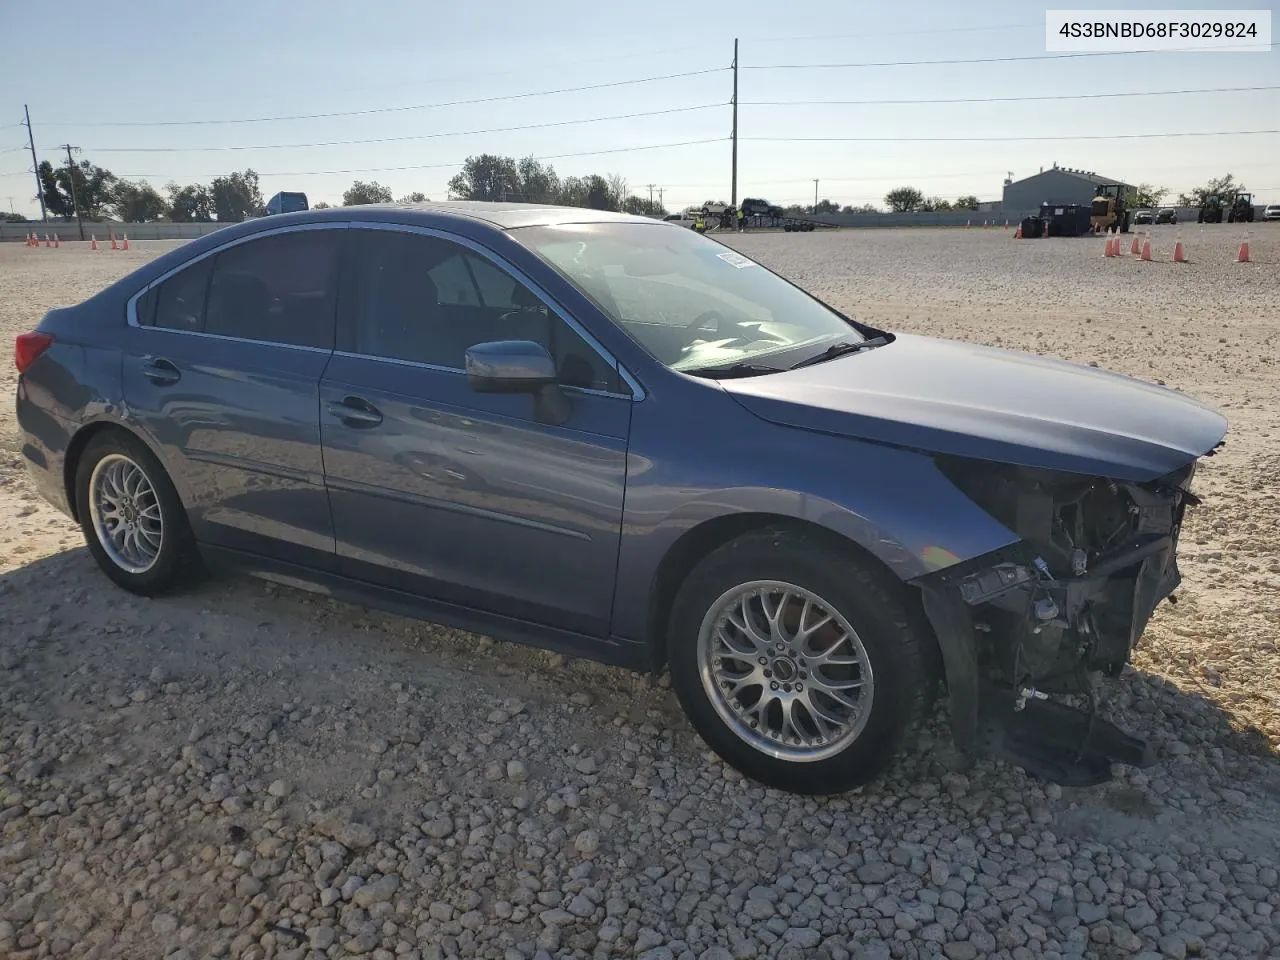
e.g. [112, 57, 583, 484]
[198, 545, 650, 671]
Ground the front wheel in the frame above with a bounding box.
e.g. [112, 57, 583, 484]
[667, 529, 937, 795]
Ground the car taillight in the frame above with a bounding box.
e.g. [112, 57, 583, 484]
[15, 332, 55, 373]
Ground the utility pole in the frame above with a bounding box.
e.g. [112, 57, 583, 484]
[61, 144, 85, 240]
[646, 183, 656, 205]
[658, 187, 664, 210]
[22, 105, 46, 223]
[813, 179, 819, 214]
[731, 38, 739, 209]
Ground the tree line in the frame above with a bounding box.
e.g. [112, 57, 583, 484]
[15, 155, 1247, 224]
[442, 154, 667, 217]
[19, 159, 442, 224]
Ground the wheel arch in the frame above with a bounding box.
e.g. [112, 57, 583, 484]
[645, 512, 937, 673]
[63, 420, 165, 523]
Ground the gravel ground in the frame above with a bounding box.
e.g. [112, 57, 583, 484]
[1, 226, 1278, 960]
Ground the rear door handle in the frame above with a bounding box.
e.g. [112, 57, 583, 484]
[141, 357, 181, 385]
[327, 396, 383, 427]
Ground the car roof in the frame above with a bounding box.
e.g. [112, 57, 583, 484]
[274, 200, 660, 231]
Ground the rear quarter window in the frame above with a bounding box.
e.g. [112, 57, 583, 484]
[152, 256, 215, 332]
[134, 286, 158, 326]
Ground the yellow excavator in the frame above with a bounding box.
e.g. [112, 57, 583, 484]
[1090, 184, 1132, 234]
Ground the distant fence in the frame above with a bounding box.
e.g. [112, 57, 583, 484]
[5, 206, 1269, 241]
[0, 221, 230, 242]
[806, 205, 1268, 229]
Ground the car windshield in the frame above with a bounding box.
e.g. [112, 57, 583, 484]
[514, 222, 862, 371]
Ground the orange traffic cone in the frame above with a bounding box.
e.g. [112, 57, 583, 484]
[966, 220, 971, 229]
[1236, 233, 1250, 262]
[982, 220, 988, 229]
[1104, 234, 1115, 257]
[1140, 237, 1152, 261]
[1013, 225, 1022, 239]
[1129, 233, 1141, 255]
[1004, 219, 1009, 228]
[25, 232, 33, 246]
[53, 234, 59, 248]
[1173, 234, 1186, 263]
[110, 233, 118, 250]
[43, 233, 51, 247]
[121, 233, 129, 250]
[90, 235, 98, 250]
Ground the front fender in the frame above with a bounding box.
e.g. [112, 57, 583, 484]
[609, 393, 1019, 645]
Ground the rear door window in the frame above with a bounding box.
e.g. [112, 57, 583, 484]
[204, 230, 342, 349]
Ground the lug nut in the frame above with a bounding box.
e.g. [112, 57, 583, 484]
[757, 657, 767, 666]
[764, 670, 772, 679]
[770, 681, 779, 691]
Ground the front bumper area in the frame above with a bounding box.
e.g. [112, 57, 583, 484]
[915, 461, 1204, 785]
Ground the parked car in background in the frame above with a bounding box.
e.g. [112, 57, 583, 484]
[1132, 208, 1155, 225]
[1155, 208, 1178, 224]
[1264, 204, 1280, 221]
[15, 202, 1227, 795]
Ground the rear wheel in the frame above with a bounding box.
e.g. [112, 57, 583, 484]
[75, 430, 200, 595]
[667, 528, 937, 795]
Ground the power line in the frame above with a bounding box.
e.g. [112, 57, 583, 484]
[41, 67, 729, 128]
[78, 103, 724, 154]
[114, 137, 729, 180]
[743, 40, 1279, 70]
[744, 129, 1280, 143]
[742, 85, 1280, 107]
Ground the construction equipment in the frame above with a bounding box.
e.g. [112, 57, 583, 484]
[1227, 192, 1255, 223]
[1090, 184, 1132, 234]
[1197, 195, 1224, 224]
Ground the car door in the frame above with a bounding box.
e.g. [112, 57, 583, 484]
[319, 223, 634, 639]
[122, 224, 345, 568]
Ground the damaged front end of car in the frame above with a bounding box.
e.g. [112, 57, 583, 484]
[915, 449, 1220, 786]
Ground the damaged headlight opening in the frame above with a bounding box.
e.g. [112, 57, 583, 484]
[917, 454, 1202, 785]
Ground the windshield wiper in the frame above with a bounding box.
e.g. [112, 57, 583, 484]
[682, 361, 786, 379]
[789, 336, 890, 370]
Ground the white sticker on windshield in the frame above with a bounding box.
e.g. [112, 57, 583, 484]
[716, 251, 757, 269]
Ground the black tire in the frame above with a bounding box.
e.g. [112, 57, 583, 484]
[74, 429, 200, 596]
[666, 528, 938, 795]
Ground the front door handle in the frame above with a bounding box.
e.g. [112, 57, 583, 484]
[141, 357, 180, 386]
[327, 396, 383, 427]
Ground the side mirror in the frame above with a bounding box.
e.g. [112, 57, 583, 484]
[464, 340, 570, 425]
[465, 340, 556, 393]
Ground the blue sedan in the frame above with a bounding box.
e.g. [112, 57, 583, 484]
[15, 202, 1227, 793]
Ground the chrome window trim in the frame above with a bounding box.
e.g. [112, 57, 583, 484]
[124, 222, 350, 354]
[330, 350, 626, 400]
[342, 220, 645, 402]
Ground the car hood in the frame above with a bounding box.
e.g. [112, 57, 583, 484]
[723, 333, 1227, 481]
